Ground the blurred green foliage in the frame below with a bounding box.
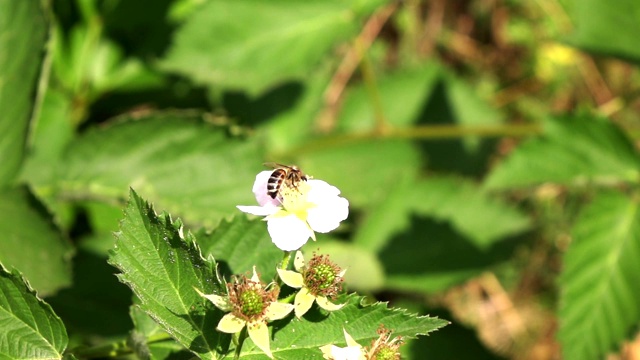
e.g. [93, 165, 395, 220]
[1, 0, 640, 359]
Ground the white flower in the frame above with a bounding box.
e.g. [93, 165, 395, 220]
[276, 251, 346, 318]
[320, 329, 366, 360]
[237, 170, 349, 251]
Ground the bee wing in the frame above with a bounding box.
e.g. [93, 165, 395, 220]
[263, 162, 289, 169]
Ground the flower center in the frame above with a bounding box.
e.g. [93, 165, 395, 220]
[278, 182, 313, 219]
[304, 254, 343, 298]
[239, 289, 265, 317]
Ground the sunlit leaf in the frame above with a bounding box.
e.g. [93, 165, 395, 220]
[0, 266, 68, 360]
[558, 191, 640, 360]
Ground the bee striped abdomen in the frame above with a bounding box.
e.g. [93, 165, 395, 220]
[265, 164, 308, 199]
[267, 168, 287, 199]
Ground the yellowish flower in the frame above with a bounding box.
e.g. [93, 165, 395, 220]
[277, 251, 346, 318]
[320, 328, 366, 360]
[196, 267, 293, 359]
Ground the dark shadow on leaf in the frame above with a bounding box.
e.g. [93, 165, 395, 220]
[46, 248, 133, 338]
[380, 215, 521, 276]
[414, 80, 497, 178]
[223, 82, 304, 126]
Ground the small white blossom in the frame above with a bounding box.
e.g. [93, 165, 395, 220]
[320, 329, 366, 360]
[237, 170, 349, 251]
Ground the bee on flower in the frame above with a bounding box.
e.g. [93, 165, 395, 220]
[237, 164, 349, 251]
[277, 251, 346, 318]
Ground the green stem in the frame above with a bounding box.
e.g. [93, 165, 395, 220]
[69, 339, 130, 358]
[280, 251, 292, 271]
[234, 326, 248, 359]
[273, 123, 542, 157]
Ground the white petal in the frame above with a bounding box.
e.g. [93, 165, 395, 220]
[316, 295, 346, 312]
[293, 251, 305, 272]
[306, 196, 349, 233]
[216, 313, 246, 334]
[265, 301, 294, 321]
[267, 214, 314, 251]
[195, 288, 232, 311]
[306, 179, 341, 200]
[252, 171, 281, 207]
[237, 205, 279, 217]
[294, 287, 315, 318]
[248, 321, 273, 359]
[276, 268, 304, 288]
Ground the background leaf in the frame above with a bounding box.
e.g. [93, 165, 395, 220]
[566, 0, 640, 64]
[59, 113, 262, 227]
[0, 186, 72, 296]
[109, 190, 224, 360]
[161, 0, 368, 94]
[0, 0, 48, 187]
[0, 266, 68, 360]
[558, 191, 640, 360]
[484, 116, 640, 189]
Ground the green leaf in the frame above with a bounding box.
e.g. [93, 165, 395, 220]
[196, 215, 283, 280]
[130, 305, 193, 360]
[59, 112, 262, 227]
[237, 295, 448, 359]
[381, 217, 519, 294]
[0, 266, 68, 360]
[109, 190, 224, 360]
[485, 116, 640, 189]
[161, 0, 364, 94]
[352, 176, 415, 253]
[565, 0, 640, 64]
[0, 0, 49, 187]
[314, 240, 385, 292]
[299, 139, 421, 207]
[558, 191, 640, 360]
[413, 177, 531, 249]
[338, 63, 441, 131]
[0, 186, 72, 296]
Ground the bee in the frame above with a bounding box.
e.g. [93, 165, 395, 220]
[265, 163, 309, 199]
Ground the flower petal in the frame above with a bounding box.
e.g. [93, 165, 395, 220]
[265, 301, 294, 321]
[306, 179, 341, 199]
[266, 214, 314, 251]
[252, 171, 281, 207]
[217, 313, 246, 334]
[343, 328, 360, 348]
[277, 268, 304, 288]
[320, 344, 364, 360]
[294, 287, 315, 318]
[306, 196, 349, 233]
[195, 288, 232, 311]
[293, 251, 305, 272]
[316, 295, 346, 312]
[248, 321, 273, 359]
[236, 205, 279, 217]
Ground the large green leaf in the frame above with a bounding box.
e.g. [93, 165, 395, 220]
[59, 113, 261, 227]
[485, 116, 640, 189]
[381, 217, 519, 294]
[161, 0, 366, 94]
[109, 190, 224, 360]
[558, 191, 640, 360]
[236, 295, 448, 359]
[0, 0, 48, 187]
[566, 0, 640, 64]
[0, 186, 72, 296]
[0, 266, 68, 360]
[412, 177, 531, 249]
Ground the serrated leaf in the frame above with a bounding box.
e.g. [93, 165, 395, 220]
[109, 190, 224, 360]
[196, 215, 283, 280]
[0, 186, 72, 296]
[0, 265, 68, 360]
[565, 0, 640, 64]
[59, 113, 261, 227]
[161, 0, 364, 94]
[0, 0, 48, 186]
[485, 116, 640, 189]
[558, 191, 640, 360]
[238, 295, 448, 359]
[413, 176, 531, 249]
